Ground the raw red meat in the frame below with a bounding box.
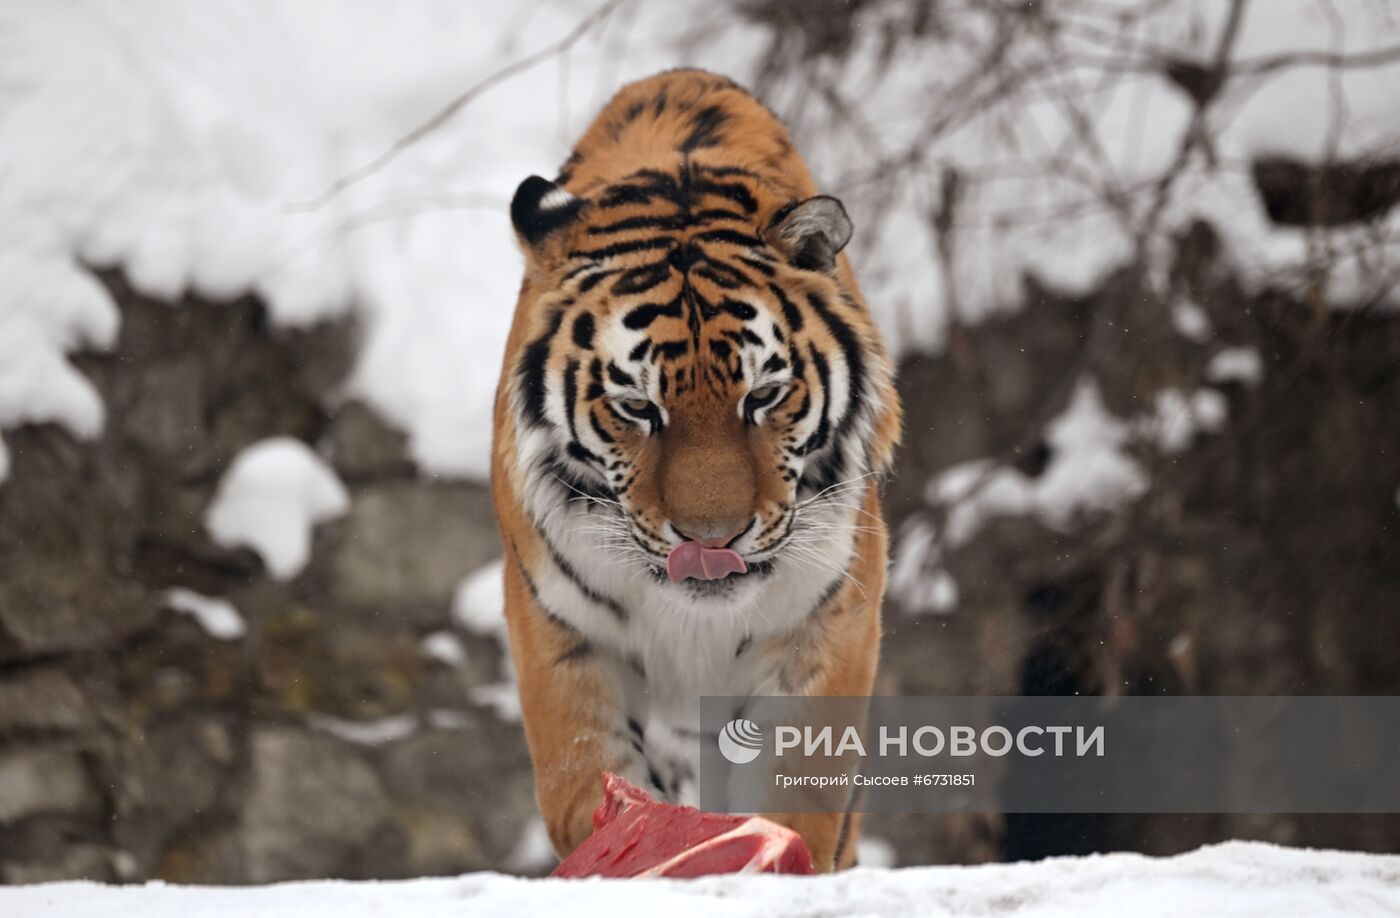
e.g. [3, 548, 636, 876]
[550, 772, 815, 878]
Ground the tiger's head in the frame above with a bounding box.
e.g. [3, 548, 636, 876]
[505, 164, 899, 596]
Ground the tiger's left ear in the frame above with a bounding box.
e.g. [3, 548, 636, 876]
[764, 196, 854, 272]
[511, 175, 586, 259]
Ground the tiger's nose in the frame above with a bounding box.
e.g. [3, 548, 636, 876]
[674, 520, 750, 549]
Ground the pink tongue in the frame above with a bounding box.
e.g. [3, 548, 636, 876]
[666, 541, 748, 583]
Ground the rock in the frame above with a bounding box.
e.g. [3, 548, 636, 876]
[0, 667, 93, 732]
[322, 401, 415, 481]
[0, 427, 156, 662]
[327, 483, 500, 609]
[0, 844, 119, 884]
[0, 748, 101, 824]
[240, 728, 391, 882]
[111, 718, 233, 874]
[380, 721, 534, 869]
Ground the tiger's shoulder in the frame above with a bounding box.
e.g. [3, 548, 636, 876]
[557, 69, 817, 210]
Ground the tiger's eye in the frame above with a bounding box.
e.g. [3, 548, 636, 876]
[748, 385, 779, 403]
[618, 399, 653, 414]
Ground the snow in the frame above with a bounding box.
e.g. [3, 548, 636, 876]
[452, 559, 521, 721]
[932, 378, 1149, 548]
[420, 630, 468, 667]
[3, 842, 1396, 917]
[308, 713, 419, 747]
[1207, 346, 1265, 386]
[1139, 388, 1229, 455]
[308, 710, 475, 747]
[1170, 299, 1213, 342]
[204, 437, 349, 580]
[162, 588, 246, 641]
[452, 559, 507, 640]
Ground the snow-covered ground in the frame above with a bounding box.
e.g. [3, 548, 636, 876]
[4, 842, 1398, 917]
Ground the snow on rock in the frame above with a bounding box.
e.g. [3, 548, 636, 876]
[889, 519, 960, 617]
[419, 630, 467, 667]
[4, 842, 1397, 917]
[162, 588, 246, 641]
[1207, 347, 1265, 386]
[1170, 299, 1213, 342]
[1139, 388, 1229, 455]
[453, 559, 507, 639]
[897, 378, 1156, 610]
[452, 559, 521, 721]
[308, 713, 419, 747]
[932, 378, 1149, 547]
[204, 437, 349, 580]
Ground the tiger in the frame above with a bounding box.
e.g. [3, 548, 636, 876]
[491, 69, 901, 873]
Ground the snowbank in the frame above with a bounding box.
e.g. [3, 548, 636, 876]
[4, 842, 1396, 917]
[204, 437, 349, 580]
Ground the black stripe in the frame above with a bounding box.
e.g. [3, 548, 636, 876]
[566, 441, 604, 466]
[693, 208, 749, 223]
[798, 346, 831, 455]
[623, 296, 683, 329]
[805, 293, 867, 446]
[654, 339, 689, 360]
[612, 262, 672, 296]
[571, 312, 595, 349]
[740, 255, 776, 277]
[517, 309, 565, 426]
[508, 539, 592, 663]
[578, 269, 621, 293]
[539, 454, 617, 505]
[606, 362, 636, 387]
[588, 214, 682, 235]
[693, 228, 761, 248]
[540, 531, 628, 623]
[810, 575, 846, 618]
[769, 283, 804, 331]
[719, 298, 757, 321]
[588, 408, 615, 444]
[569, 237, 673, 261]
[693, 178, 757, 213]
[789, 392, 812, 424]
[562, 360, 581, 441]
[679, 104, 728, 152]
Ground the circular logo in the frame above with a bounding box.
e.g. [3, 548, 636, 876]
[718, 718, 764, 765]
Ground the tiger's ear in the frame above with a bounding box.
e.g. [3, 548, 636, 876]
[764, 196, 853, 272]
[511, 175, 585, 259]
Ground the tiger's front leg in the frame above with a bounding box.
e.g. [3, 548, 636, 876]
[502, 551, 637, 856]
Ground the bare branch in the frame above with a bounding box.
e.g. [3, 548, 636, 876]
[1233, 42, 1400, 76]
[288, 0, 627, 212]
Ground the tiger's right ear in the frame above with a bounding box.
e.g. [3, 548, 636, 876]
[511, 175, 585, 260]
